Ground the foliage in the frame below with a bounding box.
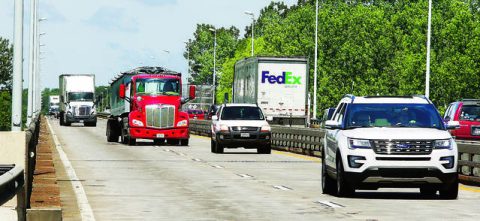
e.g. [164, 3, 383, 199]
[0, 37, 13, 91]
[187, 0, 480, 115]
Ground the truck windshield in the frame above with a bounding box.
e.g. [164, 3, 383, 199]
[68, 92, 94, 101]
[345, 103, 444, 129]
[221, 106, 264, 120]
[136, 79, 180, 96]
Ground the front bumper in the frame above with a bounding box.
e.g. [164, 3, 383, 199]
[345, 170, 458, 188]
[213, 131, 271, 148]
[129, 127, 189, 140]
[66, 114, 97, 123]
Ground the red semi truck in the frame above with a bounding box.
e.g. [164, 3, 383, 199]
[106, 67, 195, 146]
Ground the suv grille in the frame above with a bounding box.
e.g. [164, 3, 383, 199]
[230, 126, 259, 132]
[371, 140, 433, 155]
[146, 105, 175, 128]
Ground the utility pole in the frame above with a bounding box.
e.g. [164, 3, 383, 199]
[209, 27, 217, 104]
[27, 0, 37, 125]
[313, 0, 319, 119]
[425, 0, 432, 98]
[244, 11, 255, 56]
[11, 0, 24, 131]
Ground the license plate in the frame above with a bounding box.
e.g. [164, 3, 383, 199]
[240, 133, 250, 138]
[472, 127, 480, 136]
[79, 120, 84, 123]
[156, 134, 165, 138]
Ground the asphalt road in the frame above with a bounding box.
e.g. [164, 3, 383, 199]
[48, 118, 480, 221]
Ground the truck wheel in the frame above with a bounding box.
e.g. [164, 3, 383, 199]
[167, 139, 178, 145]
[336, 156, 355, 197]
[59, 113, 64, 126]
[64, 117, 71, 126]
[211, 139, 216, 153]
[180, 139, 189, 146]
[154, 139, 165, 145]
[127, 137, 136, 146]
[215, 141, 224, 154]
[120, 127, 128, 144]
[322, 155, 336, 195]
[439, 176, 458, 199]
[106, 120, 119, 142]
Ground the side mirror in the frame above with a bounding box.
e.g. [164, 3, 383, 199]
[119, 84, 125, 99]
[189, 85, 196, 100]
[446, 121, 460, 130]
[325, 120, 342, 129]
[212, 116, 218, 121]
[266, 116, 273, 121]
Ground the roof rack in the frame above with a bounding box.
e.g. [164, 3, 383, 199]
[364, 95, 414, 98]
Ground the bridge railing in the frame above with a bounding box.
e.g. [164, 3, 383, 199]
[190, 119, 480, 185]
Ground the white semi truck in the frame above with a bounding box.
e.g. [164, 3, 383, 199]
[59, 74, 97, 126]
[48, 95, 60, 118]
[233, 57, 308, 126]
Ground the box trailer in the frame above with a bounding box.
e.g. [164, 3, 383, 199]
[233, 57, 308, 125]
[59, 74, 97, 126]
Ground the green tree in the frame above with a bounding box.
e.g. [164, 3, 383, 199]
[0, 37, 13, 91]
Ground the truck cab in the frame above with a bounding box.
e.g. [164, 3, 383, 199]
[106, 67, 195, 146]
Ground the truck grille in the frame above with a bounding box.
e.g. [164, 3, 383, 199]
[146, 105, 175, 128]
[371, 140, 433, 155]
[73, 106, 91, 116]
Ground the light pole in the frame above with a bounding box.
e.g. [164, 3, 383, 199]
[184, 41, 190, 84]
[11, 0, 24, 131]
[27, 0, 38, 125]
[425, 0, 432, 98]
[313, 0, 319, 120]
[244, 11, 255, 57]
[208, 27, 217, 104]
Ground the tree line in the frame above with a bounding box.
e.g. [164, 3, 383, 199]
[184, 0, 480, 116]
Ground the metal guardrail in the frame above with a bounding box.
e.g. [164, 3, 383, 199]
[190, 120, 480, 185]
[0, 165, 24, 200]
[24, 115, 40, 208]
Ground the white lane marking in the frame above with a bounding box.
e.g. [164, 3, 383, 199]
[211, 165, 224, 169]
[192, 158, 202, 162]
[164, 149, 172, 152]
[273, 185, 292, 191]
[237, 174, 254, 178]
[46, 119, 96, 221]
[178, 153, 187, 156]
[315, 201, 345, 208]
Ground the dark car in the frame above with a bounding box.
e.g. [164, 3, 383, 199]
[444, 99, 480, 140]
[187, 109, 205, 120]
[207, 104, 220, 120]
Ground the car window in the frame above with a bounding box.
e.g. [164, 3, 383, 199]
[332, 103, 345, 123]
[220, 106, 264, 120]
[444, 104, 452, 120]
[460, 105, 480, 121]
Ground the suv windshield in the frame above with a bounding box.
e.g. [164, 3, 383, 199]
[460, 105, 480, 121]
[136, 78, 180, 96]
[68, 92, 93, 101]
[346, 103, 444, 129]
[221, 106, 264, 120]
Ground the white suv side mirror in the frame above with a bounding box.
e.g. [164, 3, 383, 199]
[212, 116, 218, 121]
[446, 121, 460, 130]
[266, 116, 273, 121]
[325, 120, 342, 129]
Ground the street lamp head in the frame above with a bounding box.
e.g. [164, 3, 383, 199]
[39, 32, 46, 36]
[38, 17, 47, 22]
[163, 50, 170, 53]
[208, 27, 215, 32]
[244, 11, 254, 16]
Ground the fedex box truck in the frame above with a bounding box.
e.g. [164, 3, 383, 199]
[233, 57, 308, 125]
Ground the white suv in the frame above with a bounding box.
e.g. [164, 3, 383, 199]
[211, 104, 272, 154]
[323, 95, 459, 199]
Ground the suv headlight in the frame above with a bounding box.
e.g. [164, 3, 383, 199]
[260, 125, 271, 132]
[349, 138, 372, 149]
[433, 139, 452, 150]
[215, 124, 229, 132]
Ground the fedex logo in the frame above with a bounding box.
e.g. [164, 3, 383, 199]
[261, 71, 301, 85]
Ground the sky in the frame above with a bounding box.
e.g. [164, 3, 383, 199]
[0, 0, 298, 89]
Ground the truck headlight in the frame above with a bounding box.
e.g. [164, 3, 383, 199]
[348, 138, 372, 149]
[177, 120, 188, 127]
[260, 125, 271, 132]
[434, 139, 452, 149]
[132, 119, 144, 127]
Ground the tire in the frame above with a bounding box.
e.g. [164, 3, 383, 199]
[167, 139, 178, 145]
[420, 187, 437, 197]
[59, 113, 64, 126]
[257, 144, 272, 154]
[106, 120, 119, 142]
[154, 139, 165, 145]
[336, 156, 355, 197]
[180, 139, 189, 146]
[215, 141, 224, 154]
[120, 125, 128, 144]
[322, 155, 336, 195]
[127, 137, 136, 146]
[211, 139, 216, 153]
[439, 175, 459, 200]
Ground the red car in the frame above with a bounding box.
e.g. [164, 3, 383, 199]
[188, 109, 205, 120]
[444, 99, 480, 140]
